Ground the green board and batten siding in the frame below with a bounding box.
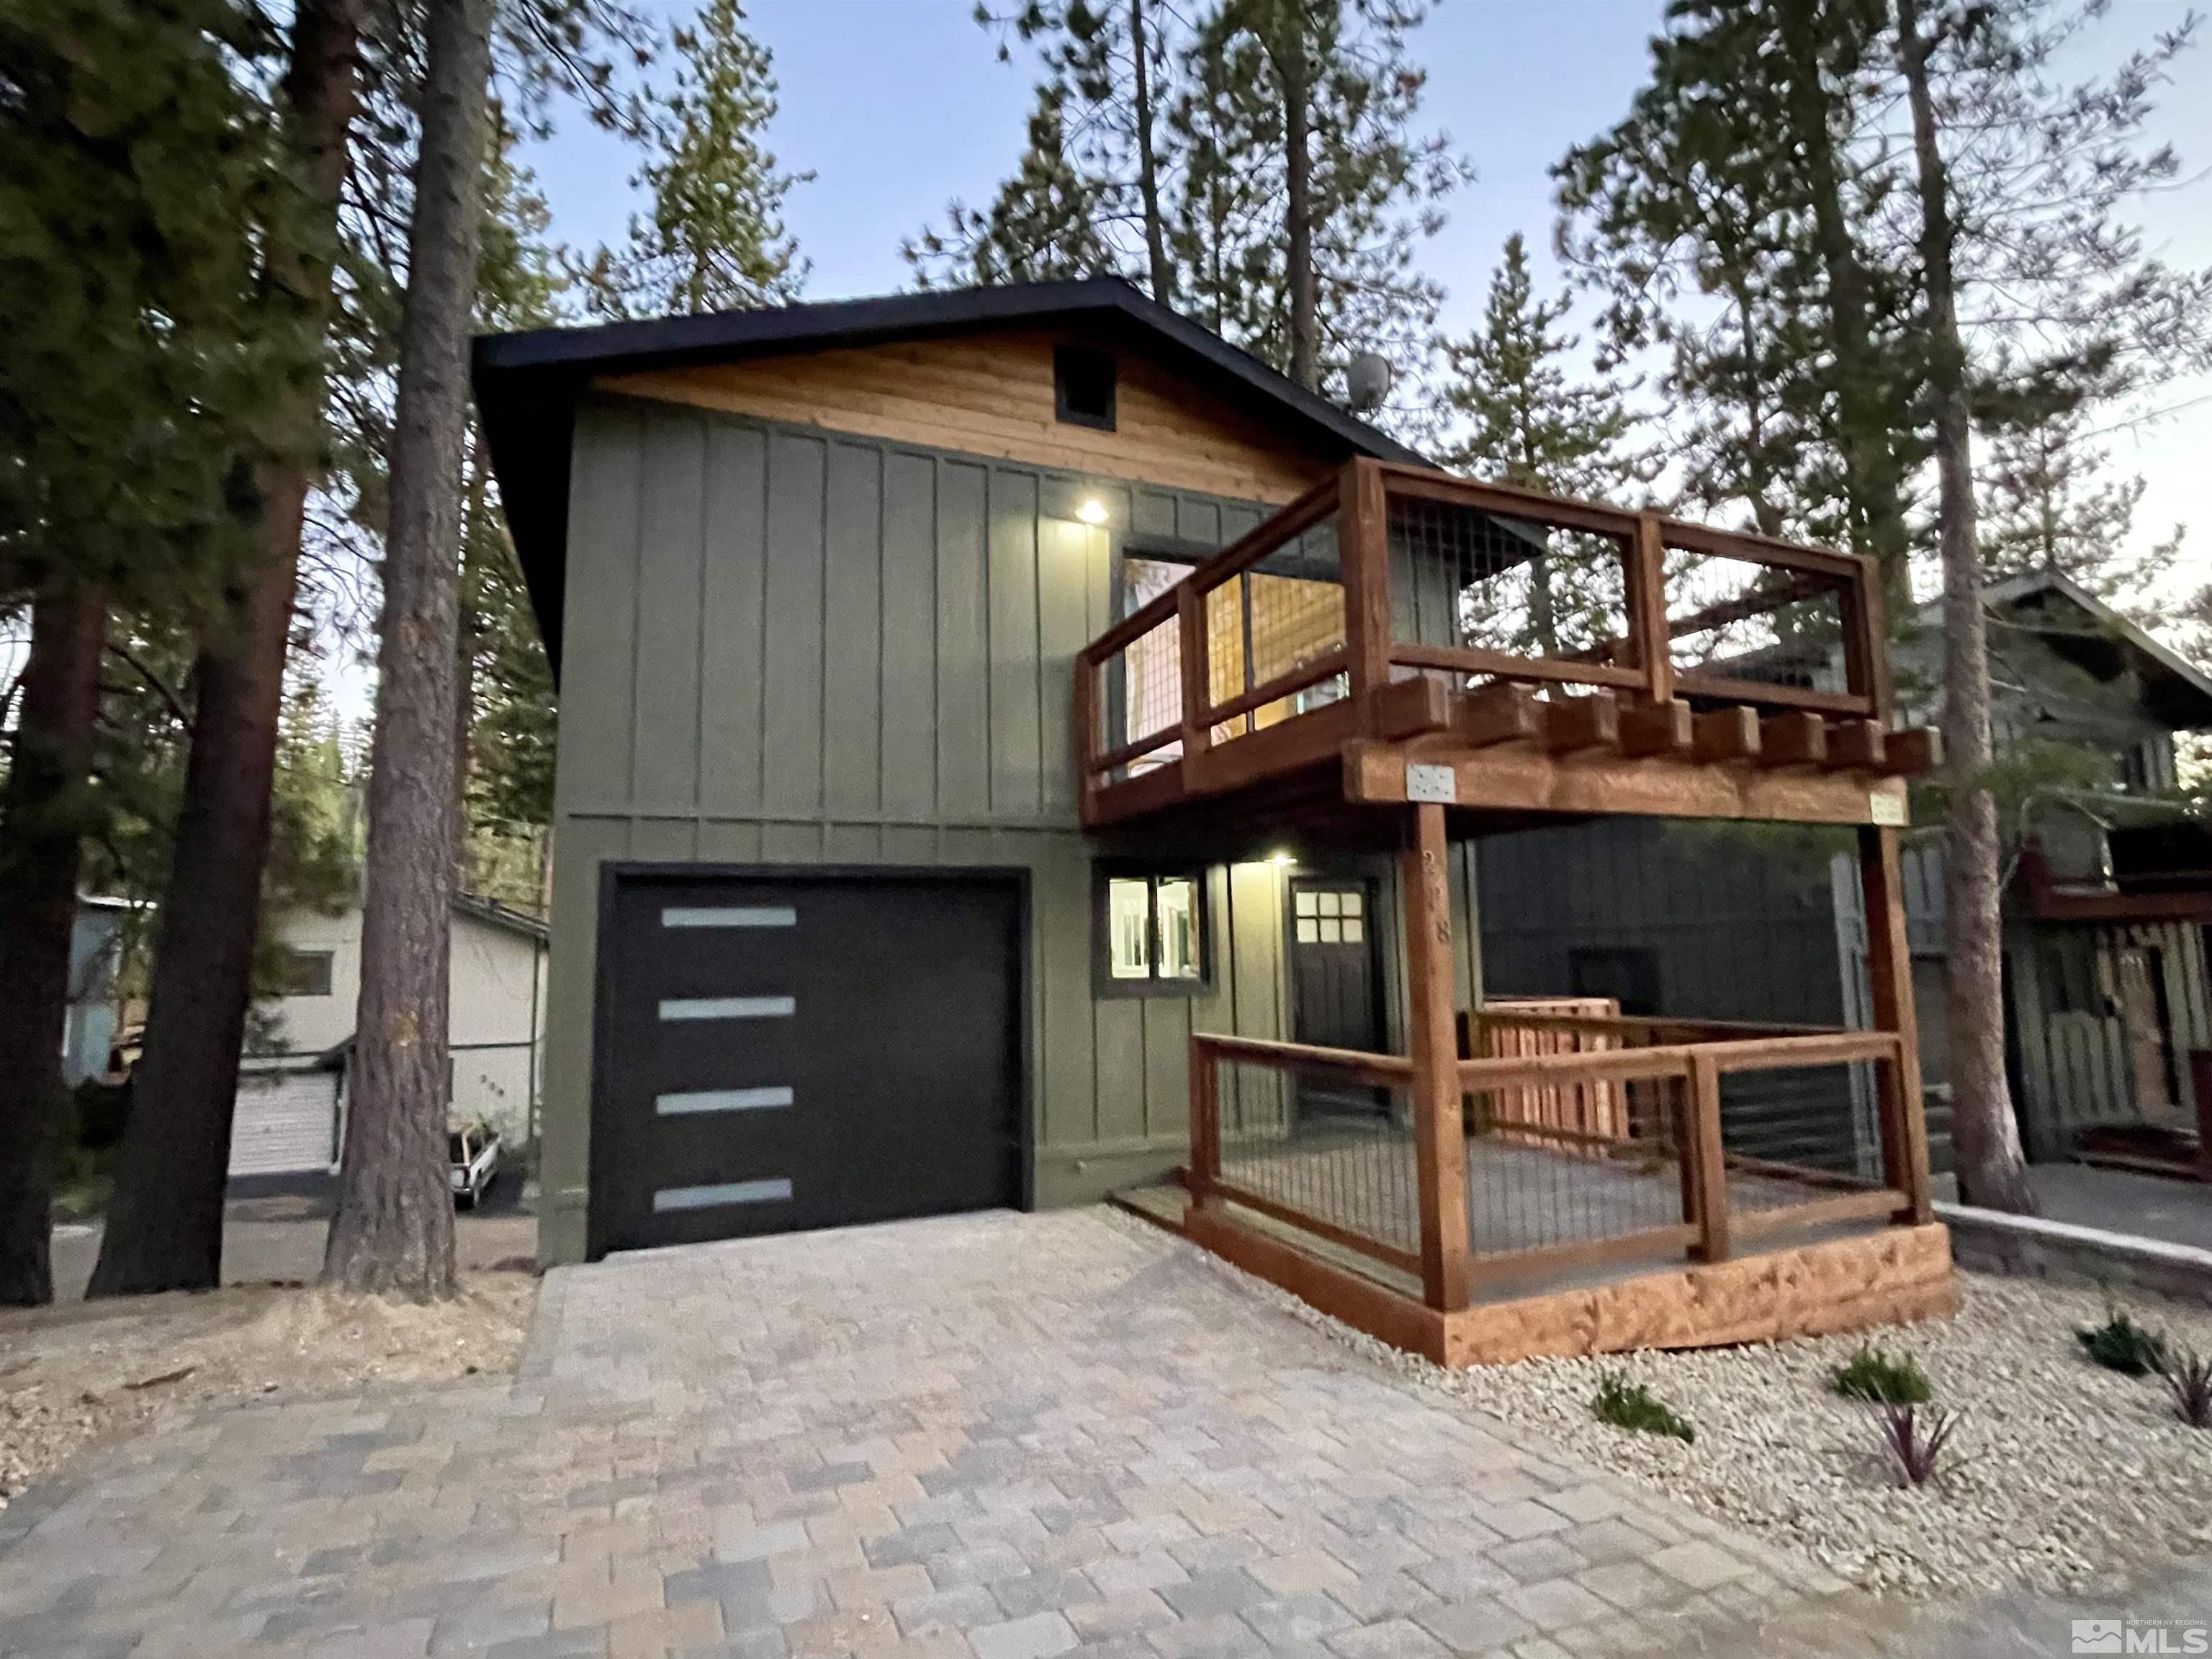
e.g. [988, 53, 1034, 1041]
[539, 395, 1327, 1262]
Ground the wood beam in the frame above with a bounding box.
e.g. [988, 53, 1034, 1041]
[1403, 803, 1472, 1312]
[1757, 711, 1827, 770]
[1619, 701, 1692, 758]
[1879, 727, 1944, 777]
[1343, 739, 1915, 829]
[1456, 683, 1542, 748]
[1858, 824, 1933, 1224]
[1542, 691, 1620, 755]
[1825, 719, 1887, 770]
[1692, 706, 1761, 764]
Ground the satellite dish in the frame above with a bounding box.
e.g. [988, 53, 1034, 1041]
[1346, 351, 1395, 413]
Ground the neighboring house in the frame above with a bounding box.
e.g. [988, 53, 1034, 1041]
[228, 893, 549, 1177]
[475, 279, 1447, 1264]
[65, 896, 128, 1086]
[1475, 572, 2212, 1167]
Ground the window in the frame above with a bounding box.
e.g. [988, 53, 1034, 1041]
[1097, 871, 1206, 993]
[1292, 887, 1364, 946]
[1054, 344, 1116, 431]
[277, 948, 333, 997]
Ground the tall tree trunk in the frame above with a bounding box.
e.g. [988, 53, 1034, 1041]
[323, 0, 496, 1297]
[1775, 1, 1909, 578]
[1898, 0, 2034, 1213]
[1129, 0, 1174, 305]
[87, 0, 363, 1297]
[0, 588, 106, 1305]
[1267, 10, 1317, 390]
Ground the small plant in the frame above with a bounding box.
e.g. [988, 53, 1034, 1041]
[2077, 1308, 2170, 1377]
[1831, 1344, 1932, 1406]
[2163, 1346, 2212, 1429]
[1593, 1372, 1695, 1443]
[1871, 1401, 1961, 1488]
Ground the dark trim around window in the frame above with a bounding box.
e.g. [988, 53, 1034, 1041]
[1053, 343, 1118, 431]
[1092, 863, 1210, 998]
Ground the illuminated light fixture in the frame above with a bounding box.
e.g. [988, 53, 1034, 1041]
[1076, 498, 1109, 526]
[1271, 850, 1295, 867]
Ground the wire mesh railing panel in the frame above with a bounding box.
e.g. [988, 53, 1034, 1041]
[1386, 495, 1633, 670]
[1665, 549, 1851, 693]
[1463, 1074, 1691, 1259]
[1214, 1058, 1420, 1261]
[1717, 1058, 1886, 1203]
[1098, 556, 1187, 779]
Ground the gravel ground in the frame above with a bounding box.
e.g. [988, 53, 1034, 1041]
[1103, 1208, 2212, 1599]
[0, 1269, 537, 1510]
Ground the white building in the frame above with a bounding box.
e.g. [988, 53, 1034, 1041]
[229, 894, 549, 1177]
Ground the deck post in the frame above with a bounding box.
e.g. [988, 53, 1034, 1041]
[1858, 824, 1933, 1223]
[1177, 582, 1210, 787]
[1403, 802, 1472, 1310]
[1339, 459, 1392, 733]
[1629, 513, 1675, 705]
[1187, 1036, 1221, 1213]
[1686, 1050, 1730, 1263]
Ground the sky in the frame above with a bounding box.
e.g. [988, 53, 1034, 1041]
[518, 0, 2212, 598]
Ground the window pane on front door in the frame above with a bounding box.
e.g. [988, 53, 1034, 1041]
[1156, 878, 1201, 979]
[1107, 878, 1152, 978]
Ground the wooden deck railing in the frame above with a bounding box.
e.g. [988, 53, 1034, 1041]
[1185, 1020, 1925, 1313]
[1076, 459, 1899, 823]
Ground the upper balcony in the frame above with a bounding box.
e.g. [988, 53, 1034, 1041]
[1075, 459, 1943, 842]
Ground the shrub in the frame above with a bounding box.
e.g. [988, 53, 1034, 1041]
[1593, 1372, 1695, 1443]
[2077, 1308, 2170, 1377]
[2163, 1347, 2212, 1430]
[1831, 1344, 1932, 1406]
[1871, 1401, 1961, 1488]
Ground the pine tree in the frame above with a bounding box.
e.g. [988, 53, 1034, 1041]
[1177, 0, 1468, 397]
[1439, 235, 1641, 499]
[0, 0, 304, 1303]
[323, 0, 500, 1299]
[1976, 380, 2178, 601]
[1435, 233, 1648, 658]
[578, 0, 804, 319]
[908, 0, 1180, 297]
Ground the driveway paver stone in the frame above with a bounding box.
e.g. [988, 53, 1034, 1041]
[0, 1210, 1853, 1658]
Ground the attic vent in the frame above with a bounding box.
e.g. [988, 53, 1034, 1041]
[1054, 345, 1117, 431]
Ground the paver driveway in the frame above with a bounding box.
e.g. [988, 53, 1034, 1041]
[0, 1209, 1837, 1659]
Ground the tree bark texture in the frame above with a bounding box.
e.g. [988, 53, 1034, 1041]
[1269, 14, 1318, 390]
[1898, 0, 2035, 1213]
[323, 0, 496, 1297]
[0, 588, 107, 1305]
[1776, 1, 1910, 577]
[1129, 0, 1174, 306]
[87, 0, 364, 1297]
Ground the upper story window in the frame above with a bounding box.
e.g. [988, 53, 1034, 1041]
[278, 948, 335, 997]
[1098, 870, 1205, 994]
[1054, 344, 1117, 431]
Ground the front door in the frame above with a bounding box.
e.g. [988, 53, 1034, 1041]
[1289, 878, 1385, 1116]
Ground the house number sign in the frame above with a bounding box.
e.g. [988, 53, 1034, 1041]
[1406, 763, 1458, 804]
[1869, 791, 1907, 827]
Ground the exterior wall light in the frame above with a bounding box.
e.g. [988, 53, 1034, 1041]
[1076, 498, 1109, 526]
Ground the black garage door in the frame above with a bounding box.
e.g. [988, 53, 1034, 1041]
[589, 869, 1025, 1255]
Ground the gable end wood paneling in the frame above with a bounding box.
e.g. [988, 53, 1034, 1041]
[590, 329, 1336, 505]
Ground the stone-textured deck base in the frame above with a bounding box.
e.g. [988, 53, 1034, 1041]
[1131, 1192, 1958, 1366]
